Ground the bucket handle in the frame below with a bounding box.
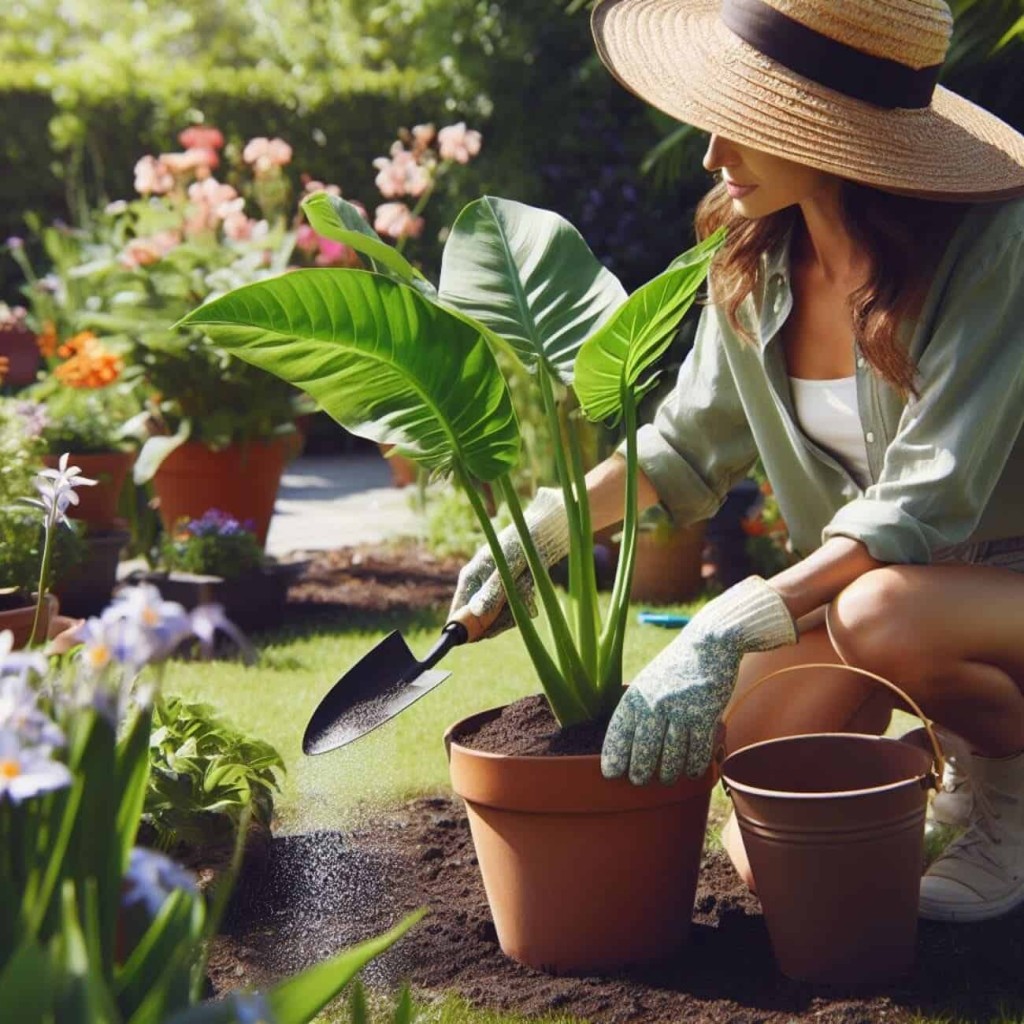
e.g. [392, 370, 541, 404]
[718, 661, 945, 786]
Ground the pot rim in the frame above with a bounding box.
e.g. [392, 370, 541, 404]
[721, 731, 936, 801]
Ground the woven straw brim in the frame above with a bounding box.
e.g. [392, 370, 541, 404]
[593, 0, 1024, 202]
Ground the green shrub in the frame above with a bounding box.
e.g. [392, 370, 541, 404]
[145, 694, 285, 851]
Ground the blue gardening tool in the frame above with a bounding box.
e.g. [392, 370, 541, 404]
[637, 611, 692, 628]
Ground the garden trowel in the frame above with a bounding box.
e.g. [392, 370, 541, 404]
[302, 605, 489, 755]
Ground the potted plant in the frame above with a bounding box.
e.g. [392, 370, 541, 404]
[129, 508, 307, 632]
[0, 403, 85, 645]
[182, 192, 724, 973]
[8, 128, 321, 549]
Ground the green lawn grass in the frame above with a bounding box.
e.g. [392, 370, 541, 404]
[162, 596, 722, 833]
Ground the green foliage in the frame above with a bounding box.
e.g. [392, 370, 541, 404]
[144, 695, 284, 850]
[181, 196, 722, 727]
[21, 381, 142, 454]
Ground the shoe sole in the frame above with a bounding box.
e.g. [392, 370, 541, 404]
[919, 876, 1024, 922]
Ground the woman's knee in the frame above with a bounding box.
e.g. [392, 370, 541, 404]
[828, 567, 930, 681]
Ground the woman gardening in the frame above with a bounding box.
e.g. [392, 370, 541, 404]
[449, 0, 1024, 924]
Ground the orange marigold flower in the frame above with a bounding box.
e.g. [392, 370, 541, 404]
[36, 320, 59, 358]
[54, 333, 123, 389]
[0, 355, 8, 383]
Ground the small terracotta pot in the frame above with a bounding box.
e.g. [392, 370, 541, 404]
[446, 705, 715, 974]
[152, 437, 291, 548]
[0, 593, 59, 649]
[377, 443, 418, 488]
[43, 451, 134, 530]
[629, 520, 706, 605]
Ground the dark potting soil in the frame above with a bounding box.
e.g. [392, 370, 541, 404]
[453, 693, 610, 756]
[209, 791, 1024, 1024]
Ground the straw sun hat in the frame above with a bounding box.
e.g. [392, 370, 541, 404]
[591, 0, 1024, 201]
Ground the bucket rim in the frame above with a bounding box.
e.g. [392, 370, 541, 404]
[720, 731, 935, 801]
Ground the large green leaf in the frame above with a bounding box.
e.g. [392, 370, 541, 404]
[437, 196, 627, 382]
[574, 230, 724, 421]
[301, 192, 436, 298]
[179, 270, 519, 482]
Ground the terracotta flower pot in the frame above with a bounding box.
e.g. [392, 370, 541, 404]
[43, 451, 135, 531]
[629, 520, 706, 605]
[152, 438, 291, 549]
[0, 592, 59, 649]
[377, 443, 419, 488]
[446, 705, 716, 974]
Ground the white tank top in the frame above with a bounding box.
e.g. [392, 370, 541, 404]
[789, 375, 871, 488]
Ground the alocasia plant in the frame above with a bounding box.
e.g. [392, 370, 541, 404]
[181, 192, 723, 727]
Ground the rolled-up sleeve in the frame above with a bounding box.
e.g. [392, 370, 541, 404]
[823, 222, 1024, 563]
[630, 305, 759, 525]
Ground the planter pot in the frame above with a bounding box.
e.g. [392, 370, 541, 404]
[152, 438, 291, 549]
[54, 528, 130, 617]
[131, 560, 308, 632]
[377, 443, 418, 488]
[0, 592, 59, 648]
[43, 451, 134, 531]
[629, 520, 707, 605]
[446, 705, 715, 974]
[0, 325, 41, 388]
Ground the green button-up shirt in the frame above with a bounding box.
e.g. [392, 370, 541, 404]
[636, 196, 1024, 564]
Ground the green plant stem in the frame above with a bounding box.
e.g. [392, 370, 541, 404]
[394, 172, 439, 256]
[29, 515, 56, 648]
[598, 391, 640, 708]
[566, 408, 600, 682]
[459, 472, 590, 725]
[496, 475, 597, 722]
[536, 369, 587, 647]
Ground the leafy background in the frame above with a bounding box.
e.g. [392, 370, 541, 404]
[1, 0, 1022, 300]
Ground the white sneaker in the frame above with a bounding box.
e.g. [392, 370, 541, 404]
[919, 748, 1024, 922]
[930, 730, 974, 828]
[900, 726, 973, 828]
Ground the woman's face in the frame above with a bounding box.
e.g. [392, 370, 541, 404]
[702, 135, 838, 217]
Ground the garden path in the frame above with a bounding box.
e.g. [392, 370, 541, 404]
[264, 452, 424, 558]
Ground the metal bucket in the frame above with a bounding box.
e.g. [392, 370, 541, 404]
[720, 663, 944, 984]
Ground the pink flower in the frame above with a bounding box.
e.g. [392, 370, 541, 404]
[160, 149, 219, 175]
[411, 123, 436, 153]
[133, 155, 174, 196]
[302, 179, 342, 197]
[437, 122, 482, 164]
[222, 213, 260, 242]
[373, 147, 431, 199]
[242, 137, 293, 174]
[374, 202, 425, 241]
[178, 126, 225, 151]
[315, 237, 359, 267]
[120, 230, 180, 269]
[295, 223, 320, 255]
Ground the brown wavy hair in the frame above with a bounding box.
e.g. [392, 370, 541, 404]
[694, 180, 969, 394]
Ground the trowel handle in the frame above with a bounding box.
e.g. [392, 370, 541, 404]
[419, 606, 491, 671]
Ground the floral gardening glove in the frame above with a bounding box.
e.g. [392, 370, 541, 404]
[448, 487, 569, 640]
[602, 576, 797, 785]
